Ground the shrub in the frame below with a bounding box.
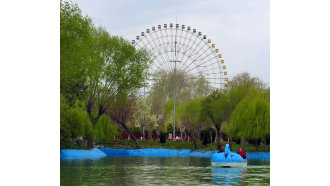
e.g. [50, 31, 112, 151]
[159, 132, 166, 143]
[166, 125, 173, 133]
[60, 123, 72, 149]
[248, 139, 261, 146]
[234, 138, 241, 145]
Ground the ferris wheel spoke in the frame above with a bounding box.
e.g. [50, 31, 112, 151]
[177, 33, 196, 69]
[156, 30, 171, 71]
[191, 44, 215, 62]
[152, 53, 171, 72]
[156, 30, 171, 70]
[132, 23, 227, 90]
[186, 37, 205, 59]
[185, 53, 218, 73]
[143, 33, 163, 57]
[183, 43, 207, 70]
[181, 32, 198, 58]
[161, 29, 172, 70]
[148, 32, 171, 71]
[136, 41, 169, 72]
[176, 28, 184, 54]
[190, 66, 223, 77]
[196, 49, 218, 63]
[178, 30, 190, 62]
[136, 41, 158, 61]
[187, 57, 220, 74]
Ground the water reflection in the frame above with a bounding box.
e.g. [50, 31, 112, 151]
[212, 167, 246, 185]
[61, 157, 269, 185]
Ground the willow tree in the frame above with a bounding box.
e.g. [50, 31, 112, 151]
[177, 98, 204, 149]
[64, 100, 94, 147]
[229, 90, 270, 151]
[94, 114, 119, 142]
[224, 72, 268, 147]
[200, 90, 229, 146]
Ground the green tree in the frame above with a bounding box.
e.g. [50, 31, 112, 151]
[200, 90, 229, 146]
[229, 89, 270, 151]
[225, 72, 268, 147]
[65, 101, 93, 138]
[94, 114, 119, 141]
[106, 95, 141, 148]
[85, 28, 150, 124]
[177, 98, 204, 149]
[133, 98, 159, 141]
[60, 1, 151, 149]
[60, 1, 93, 104]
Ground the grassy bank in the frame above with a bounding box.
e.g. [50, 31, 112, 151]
[96, 140, 270, 152]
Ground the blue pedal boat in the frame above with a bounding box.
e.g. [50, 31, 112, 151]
[211, 144, 247, 167]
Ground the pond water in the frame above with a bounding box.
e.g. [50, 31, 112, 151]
[61, 156, 269, 185]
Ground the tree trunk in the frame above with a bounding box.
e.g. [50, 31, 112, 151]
[193, 133, 197, 150]
[226, 115, 232, 150]
[255, 140, 258, 151]
[92, 106, 106, 125]
[180, 129, 182, 141]
[115, 119, 140, 149]
[142, 125, 145, 141]
[229, 137, 232, 150]
[87, 137, 94, 148]
[148, 131, 152, 141]
[210, 128, 213, 150]
[264, 138, 266, 152]
[240, 138, 244, 146]
[215, 124, 221, 146]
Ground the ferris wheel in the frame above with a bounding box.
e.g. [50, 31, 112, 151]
[132, 23, 228, 91]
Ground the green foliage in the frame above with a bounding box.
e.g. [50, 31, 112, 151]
[166, 124, 173, 133]
[200, 128, 216, 145]
[200, 91, 229, 126]
[221, 121, 230, 137]
[133, 99, 160, 131]
[177, 98, 203, 130]
[229, 89, 270, 141]
[94, 114, 119, 141]
[60, 122, 72, 149]
[149, 70, 211, 107]
[60, 1, 151, 149]
[66, 101, 92, 137]
[60, 1, 93, 104]
[85, 28, 150, 119]
[60, 0, 150, 120]
[129, 126, 142, 134]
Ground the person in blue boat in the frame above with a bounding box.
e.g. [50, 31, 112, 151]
[237, 147, 246, 159]
[217, 145, 225, 153]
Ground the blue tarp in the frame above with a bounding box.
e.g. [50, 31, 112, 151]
[60, 148, 107, 158]
[100, 148, 214, 158]
[60, 148, 270, 160]
[246, 152, 270, 160]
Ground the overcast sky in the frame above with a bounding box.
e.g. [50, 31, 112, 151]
[70, 0, 270, 83]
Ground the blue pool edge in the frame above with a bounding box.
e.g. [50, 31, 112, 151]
[60, 148, 270, 160]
